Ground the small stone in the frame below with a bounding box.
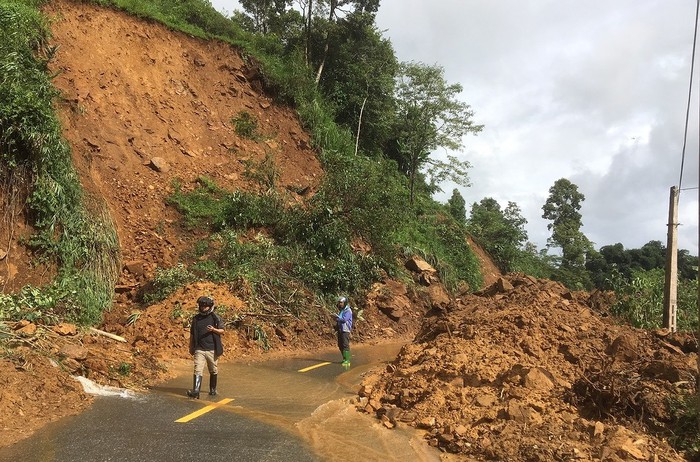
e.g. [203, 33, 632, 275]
[53, 323, 77, 336]
[16, 323, 37, 336]
[148, 157, 169, 173]
[523, 368, 555, 391]
[593, 421, 605, 439]
[359, 384, 373, 397]
[59, 344, 88, 361]
[620, 440, 645, 460]
[476, 393, 497, 407]
[123, 260, 145, 276]
[417, 417, 436, 429]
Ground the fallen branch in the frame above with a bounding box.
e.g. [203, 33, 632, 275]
[238, 312, 294, 318]
[89, 327, 127, 343]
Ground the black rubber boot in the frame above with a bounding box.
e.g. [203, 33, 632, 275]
[187, 375, 202, 399]
[209, 373, 218, 396]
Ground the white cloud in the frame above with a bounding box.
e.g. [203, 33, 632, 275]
[214, 0, 700, 254]
[376, 0, 700, 254]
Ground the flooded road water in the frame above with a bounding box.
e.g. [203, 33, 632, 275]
[1, 342, 441, 462]
[161, 342, 441, 462]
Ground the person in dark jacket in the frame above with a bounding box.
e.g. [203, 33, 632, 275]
[187, 296, 224, 399]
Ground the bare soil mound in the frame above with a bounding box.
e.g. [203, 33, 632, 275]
[357, 274, 698, 461]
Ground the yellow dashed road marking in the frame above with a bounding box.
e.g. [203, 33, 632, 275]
[297, 361, 332, 373]
[175, 398, 234, 423]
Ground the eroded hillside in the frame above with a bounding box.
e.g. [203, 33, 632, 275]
[0, 0, 322, 293]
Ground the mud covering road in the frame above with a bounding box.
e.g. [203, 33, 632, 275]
[0, 343, 439, 462]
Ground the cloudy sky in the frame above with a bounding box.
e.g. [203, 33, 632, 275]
[214, 0, 700, 254]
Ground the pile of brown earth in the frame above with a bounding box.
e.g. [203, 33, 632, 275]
[357, 274, 698, 461]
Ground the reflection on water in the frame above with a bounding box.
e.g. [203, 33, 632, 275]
[177, 342, 441, 462]
[297, 399, 439, 462]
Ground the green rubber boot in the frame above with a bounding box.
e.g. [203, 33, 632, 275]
[341, 350, 351, 367]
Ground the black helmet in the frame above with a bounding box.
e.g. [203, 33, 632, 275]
[197, 296, 214, 308]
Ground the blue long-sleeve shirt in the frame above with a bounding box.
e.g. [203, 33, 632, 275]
[337, 306, 353, 333]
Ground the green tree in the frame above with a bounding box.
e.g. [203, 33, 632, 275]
[317, 12, 398, 156]
[629, 240, 665, 271]
[467, 198, 527, 272]
[391, 62, 483, 205]
[311, 0, 380, 83]
[542, 178, 592, 288]
[238, 0, 291, 34]
[447, 189, 466, 224]
[511, 242, 556, 279]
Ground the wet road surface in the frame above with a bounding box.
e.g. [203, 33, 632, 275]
[1, 343, 440, 462]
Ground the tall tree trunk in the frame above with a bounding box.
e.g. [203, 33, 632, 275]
[408, 155, 418, 205]
[304, 0, 312, 66]
[354, 93, 367, 156]
[314, 0, 336, 84]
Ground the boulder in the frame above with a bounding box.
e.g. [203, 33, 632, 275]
[405, 257, 436, 274]
[53, 323, 78, 336]
[59, 344, 89, 361]
[148, 157, 170, 173]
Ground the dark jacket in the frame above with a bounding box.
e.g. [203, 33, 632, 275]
[189, 311, 224, 357]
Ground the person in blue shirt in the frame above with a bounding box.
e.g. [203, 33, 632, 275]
[336, 296, 353, 367]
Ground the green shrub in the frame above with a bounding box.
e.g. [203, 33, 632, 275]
[142, 264, 195, 305]
[167, 178, 283, 231]
[222, 191, 282, 229]
[608, 267, 698, 331]
[0, 1, 119, 325]
[166, 177, 228, 230]
[232, 111, 261, 140]
[242, 151, 279, 192]
[668, 393, 700, 458]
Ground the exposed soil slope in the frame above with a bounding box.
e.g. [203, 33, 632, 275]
[1, 0, 322, 293]
[358, 275, 698, 461]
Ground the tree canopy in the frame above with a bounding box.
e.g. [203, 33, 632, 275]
[390, 62, 482, 204]
[542, 178, 592, 288]
[467, 197, 527, 273]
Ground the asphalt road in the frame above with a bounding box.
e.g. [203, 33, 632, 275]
[1, 344, 408, 462]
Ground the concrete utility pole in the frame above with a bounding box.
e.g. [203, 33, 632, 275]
[663, 186, 679, 332]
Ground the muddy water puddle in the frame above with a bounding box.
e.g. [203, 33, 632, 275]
[166, 342, 441, 462]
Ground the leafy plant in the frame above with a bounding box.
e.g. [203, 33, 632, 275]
[232, 111, 262, 140]
[668, 393, 700, 457]
[605, 267, 697, 331]
[242, 151, 280, 192]
[252, 324, 269, 351]
[0, 1, 119, 325]
[126, 311, 141, 326]
[117, 362, 131, 376]
[142, 264, 195, 305]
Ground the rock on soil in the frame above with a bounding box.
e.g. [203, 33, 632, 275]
[357, 274, 697, 461]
